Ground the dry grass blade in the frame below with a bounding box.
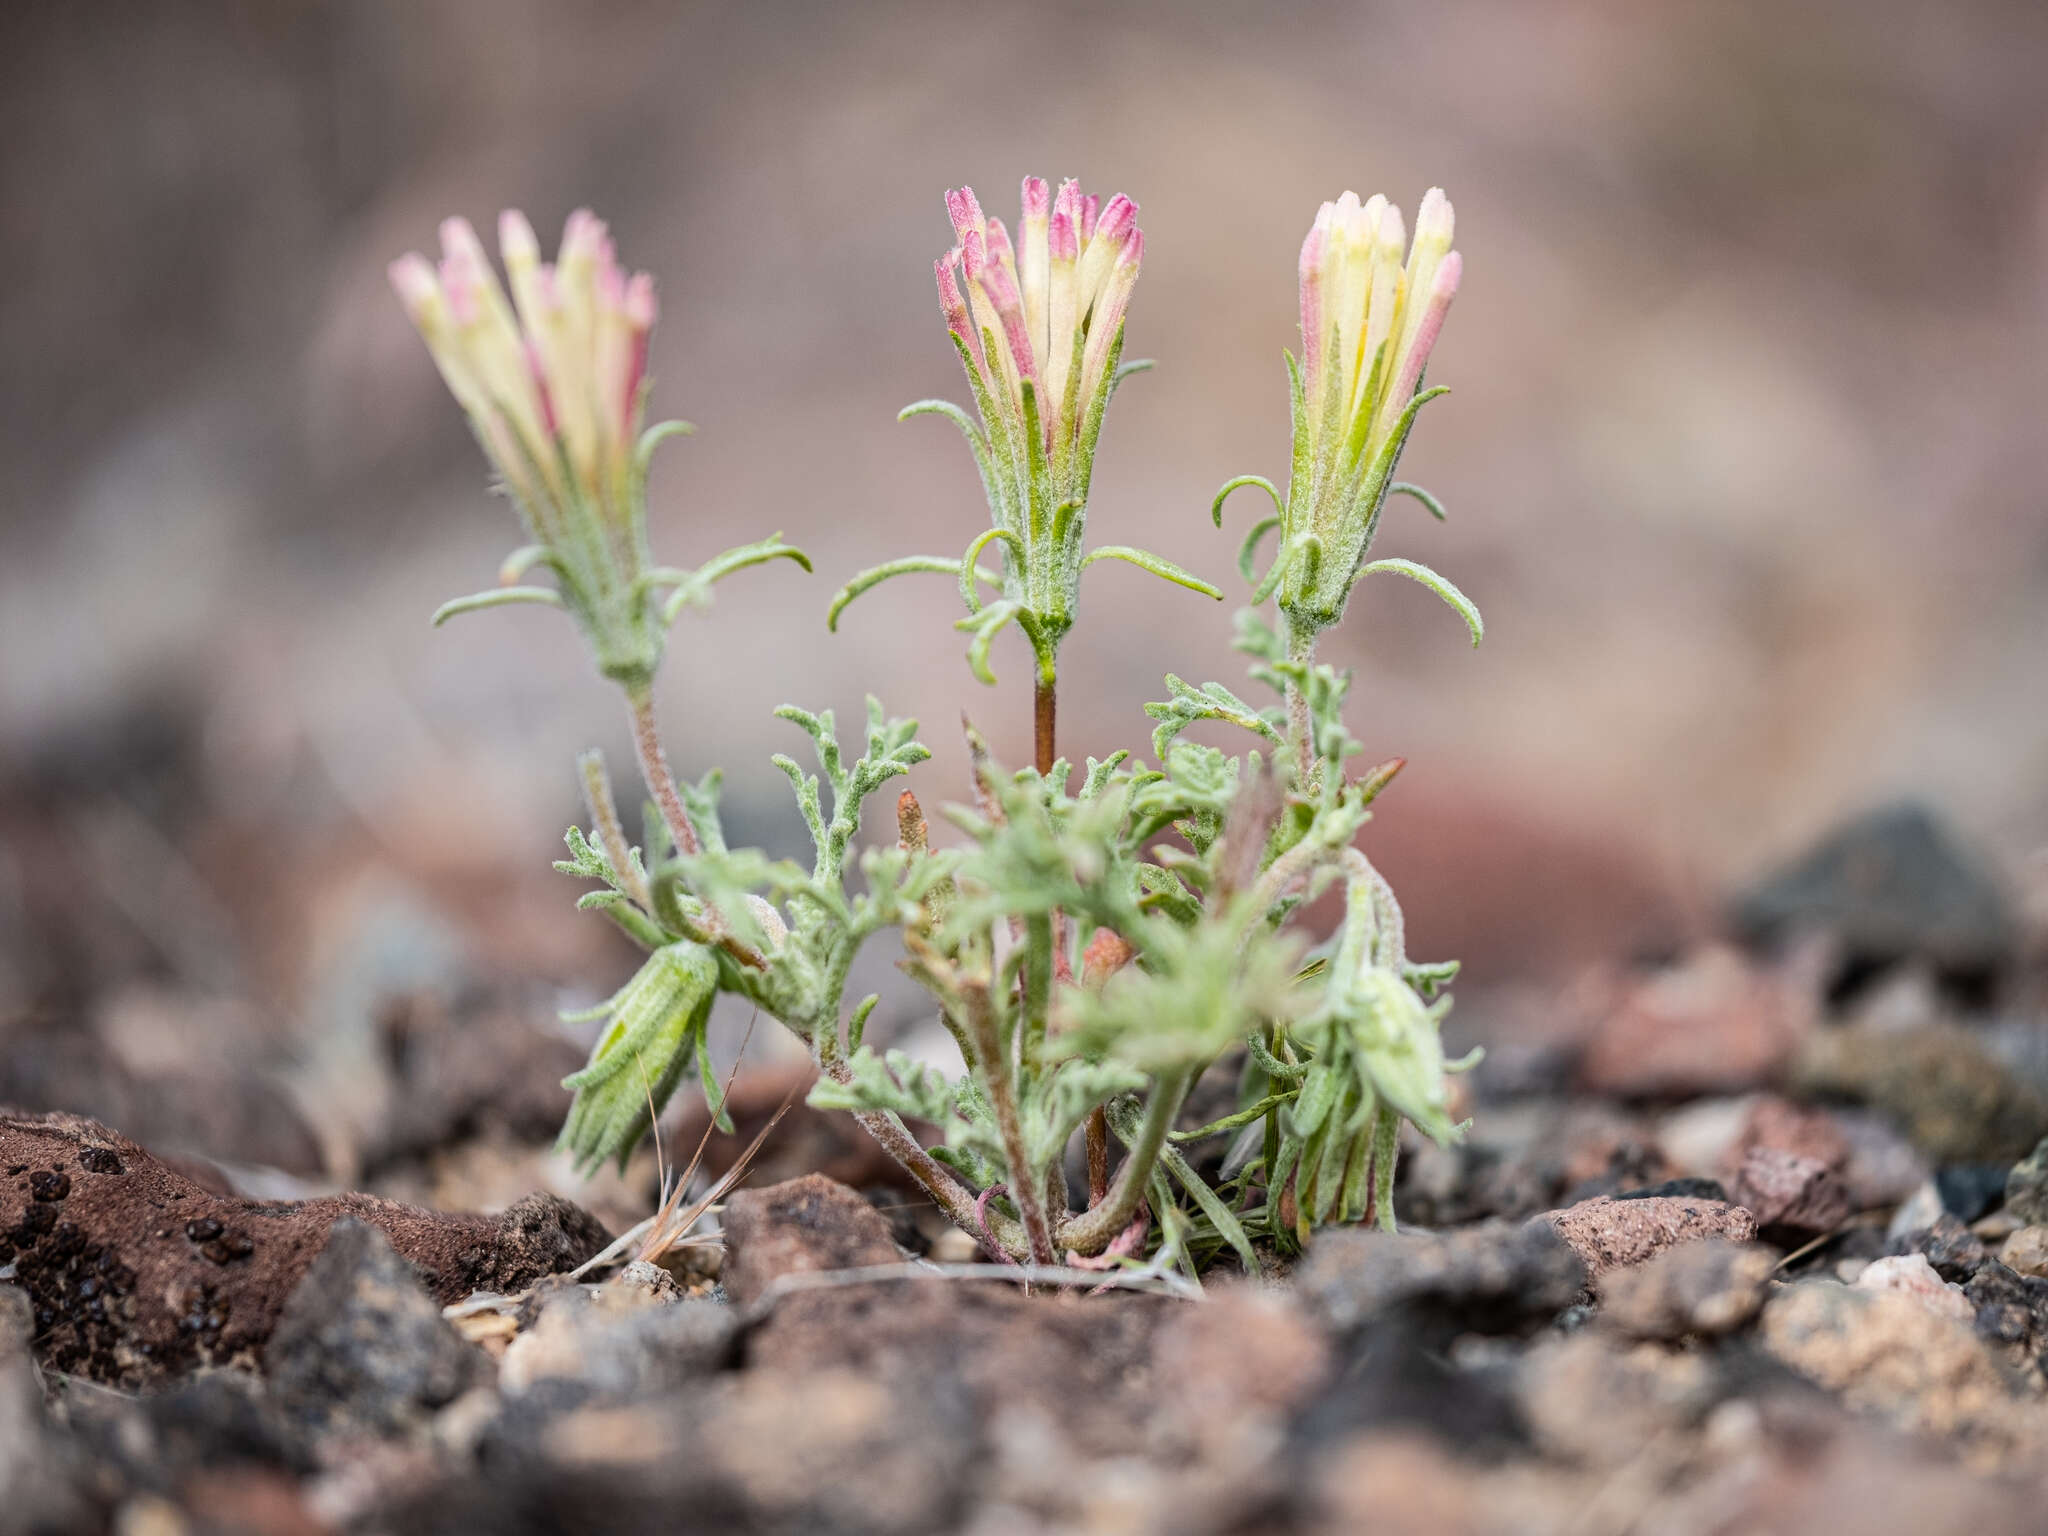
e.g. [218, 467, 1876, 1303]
[638, 1088, 795, 1265]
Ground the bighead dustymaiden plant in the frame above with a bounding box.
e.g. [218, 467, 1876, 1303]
[386, 180, 1484, 1281]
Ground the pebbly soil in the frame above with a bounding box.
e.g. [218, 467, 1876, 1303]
[4, 802, 2048, 1534]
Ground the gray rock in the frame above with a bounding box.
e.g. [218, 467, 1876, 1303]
[1790, 1023, 2048, 1165]
[501, 1292, 735, 1402]
[1731, 802, 2014, 984]
[1889, 1213, 1989, 1283]
[1296, 1219, 1586, 1335]
[263, 1218, 489, 1438]
[1887, 1181, 1945, 1244]
[2004, 1135, 2048, 1226]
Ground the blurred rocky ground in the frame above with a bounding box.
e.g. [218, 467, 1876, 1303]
[2, 0, 2048, 1331]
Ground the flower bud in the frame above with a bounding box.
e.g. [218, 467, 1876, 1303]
[556, 942, 719, 1174]
[1277, 187, 1462, 635]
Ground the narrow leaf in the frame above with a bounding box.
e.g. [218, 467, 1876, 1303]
[829, 556, 967, 632]
[1389, 482, 1448, 521]
[431, 586, 562, 626]
[1082, 546, 1224, 601]
[1360, 557, 1484, 645]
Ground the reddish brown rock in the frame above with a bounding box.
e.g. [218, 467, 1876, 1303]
[718, 1173, 901, 1307]
[1728, 1145, 1852, 1236]
[1732, 1095, 1853, 1172]
[1544, 1195, 1759, 1279]
[1578, 945, 1816, 1099]
[0, 1110, 607, 1388]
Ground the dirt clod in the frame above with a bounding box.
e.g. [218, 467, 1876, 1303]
[0, 1110, 608, 1387]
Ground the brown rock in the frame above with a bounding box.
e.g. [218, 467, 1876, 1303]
[1762, 1280, 2041, 1460]
[1727, 1145, 1852, 1235]
[1599, 1239, 1776, 1339]
[745, 1274, 1168, 1452]
[718, 1173, 900, 1307]
[1544, 1195, 1758, 1279]
[1999, 1226, 2048, 1278]
[1578, 945, 1815, 1099]
[0, 1110, 607, 1388]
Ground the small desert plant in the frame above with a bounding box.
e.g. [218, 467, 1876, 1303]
[387, 179, 1481, 1278]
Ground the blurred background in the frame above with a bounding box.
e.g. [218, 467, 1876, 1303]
[1, 0, 2045, 1208]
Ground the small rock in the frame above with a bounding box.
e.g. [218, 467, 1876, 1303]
[2005, 1135, 2048, 1226]
[717, 1173, 902, 1308]
[1727, 1146, 1852, 1236]
[1854, 1254, 1974, 1321]
[1543, 1195, 1758, 1279]
[1887, 1180, 1946, 1244]
[1762, 1280, 2038, 1456]
[1730, 802, 2015, 987]
[1961, 1262, 2043, 1352]
[1579, 945, 1815, 1098]
[1295, 1220, 1586, 1334]
[608, 1260, 686, 1307]
[1937, 1164, 2011, 1223]
[746, 1276, 1166, 1456]
[1999, 1226, 2048, 1278]
[263, 1219, 490, 1438]
[1790, 1023, 2048, 1164]
[1599, 1239, 1776, 1339]
[1892, 1213, 1989, 1283]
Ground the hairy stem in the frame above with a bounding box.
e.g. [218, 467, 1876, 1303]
[1034, 674, 1057, 777]
[963, 986, 1058, 1265]
[1058, 1068, 1193, 1257]
[1283, 617, 1315, 785]
[625, 683, 701, 857]
[818, 1054, 1016, 1251]
[578, 749, 651, 910]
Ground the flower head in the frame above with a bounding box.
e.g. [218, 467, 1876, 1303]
[937, 178, 1143, 470]
[390, 210, 656, 537]
[392, 212, 808, 687]
[1258, 188, 1462, 637]
[829, 176, 1220, 693]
